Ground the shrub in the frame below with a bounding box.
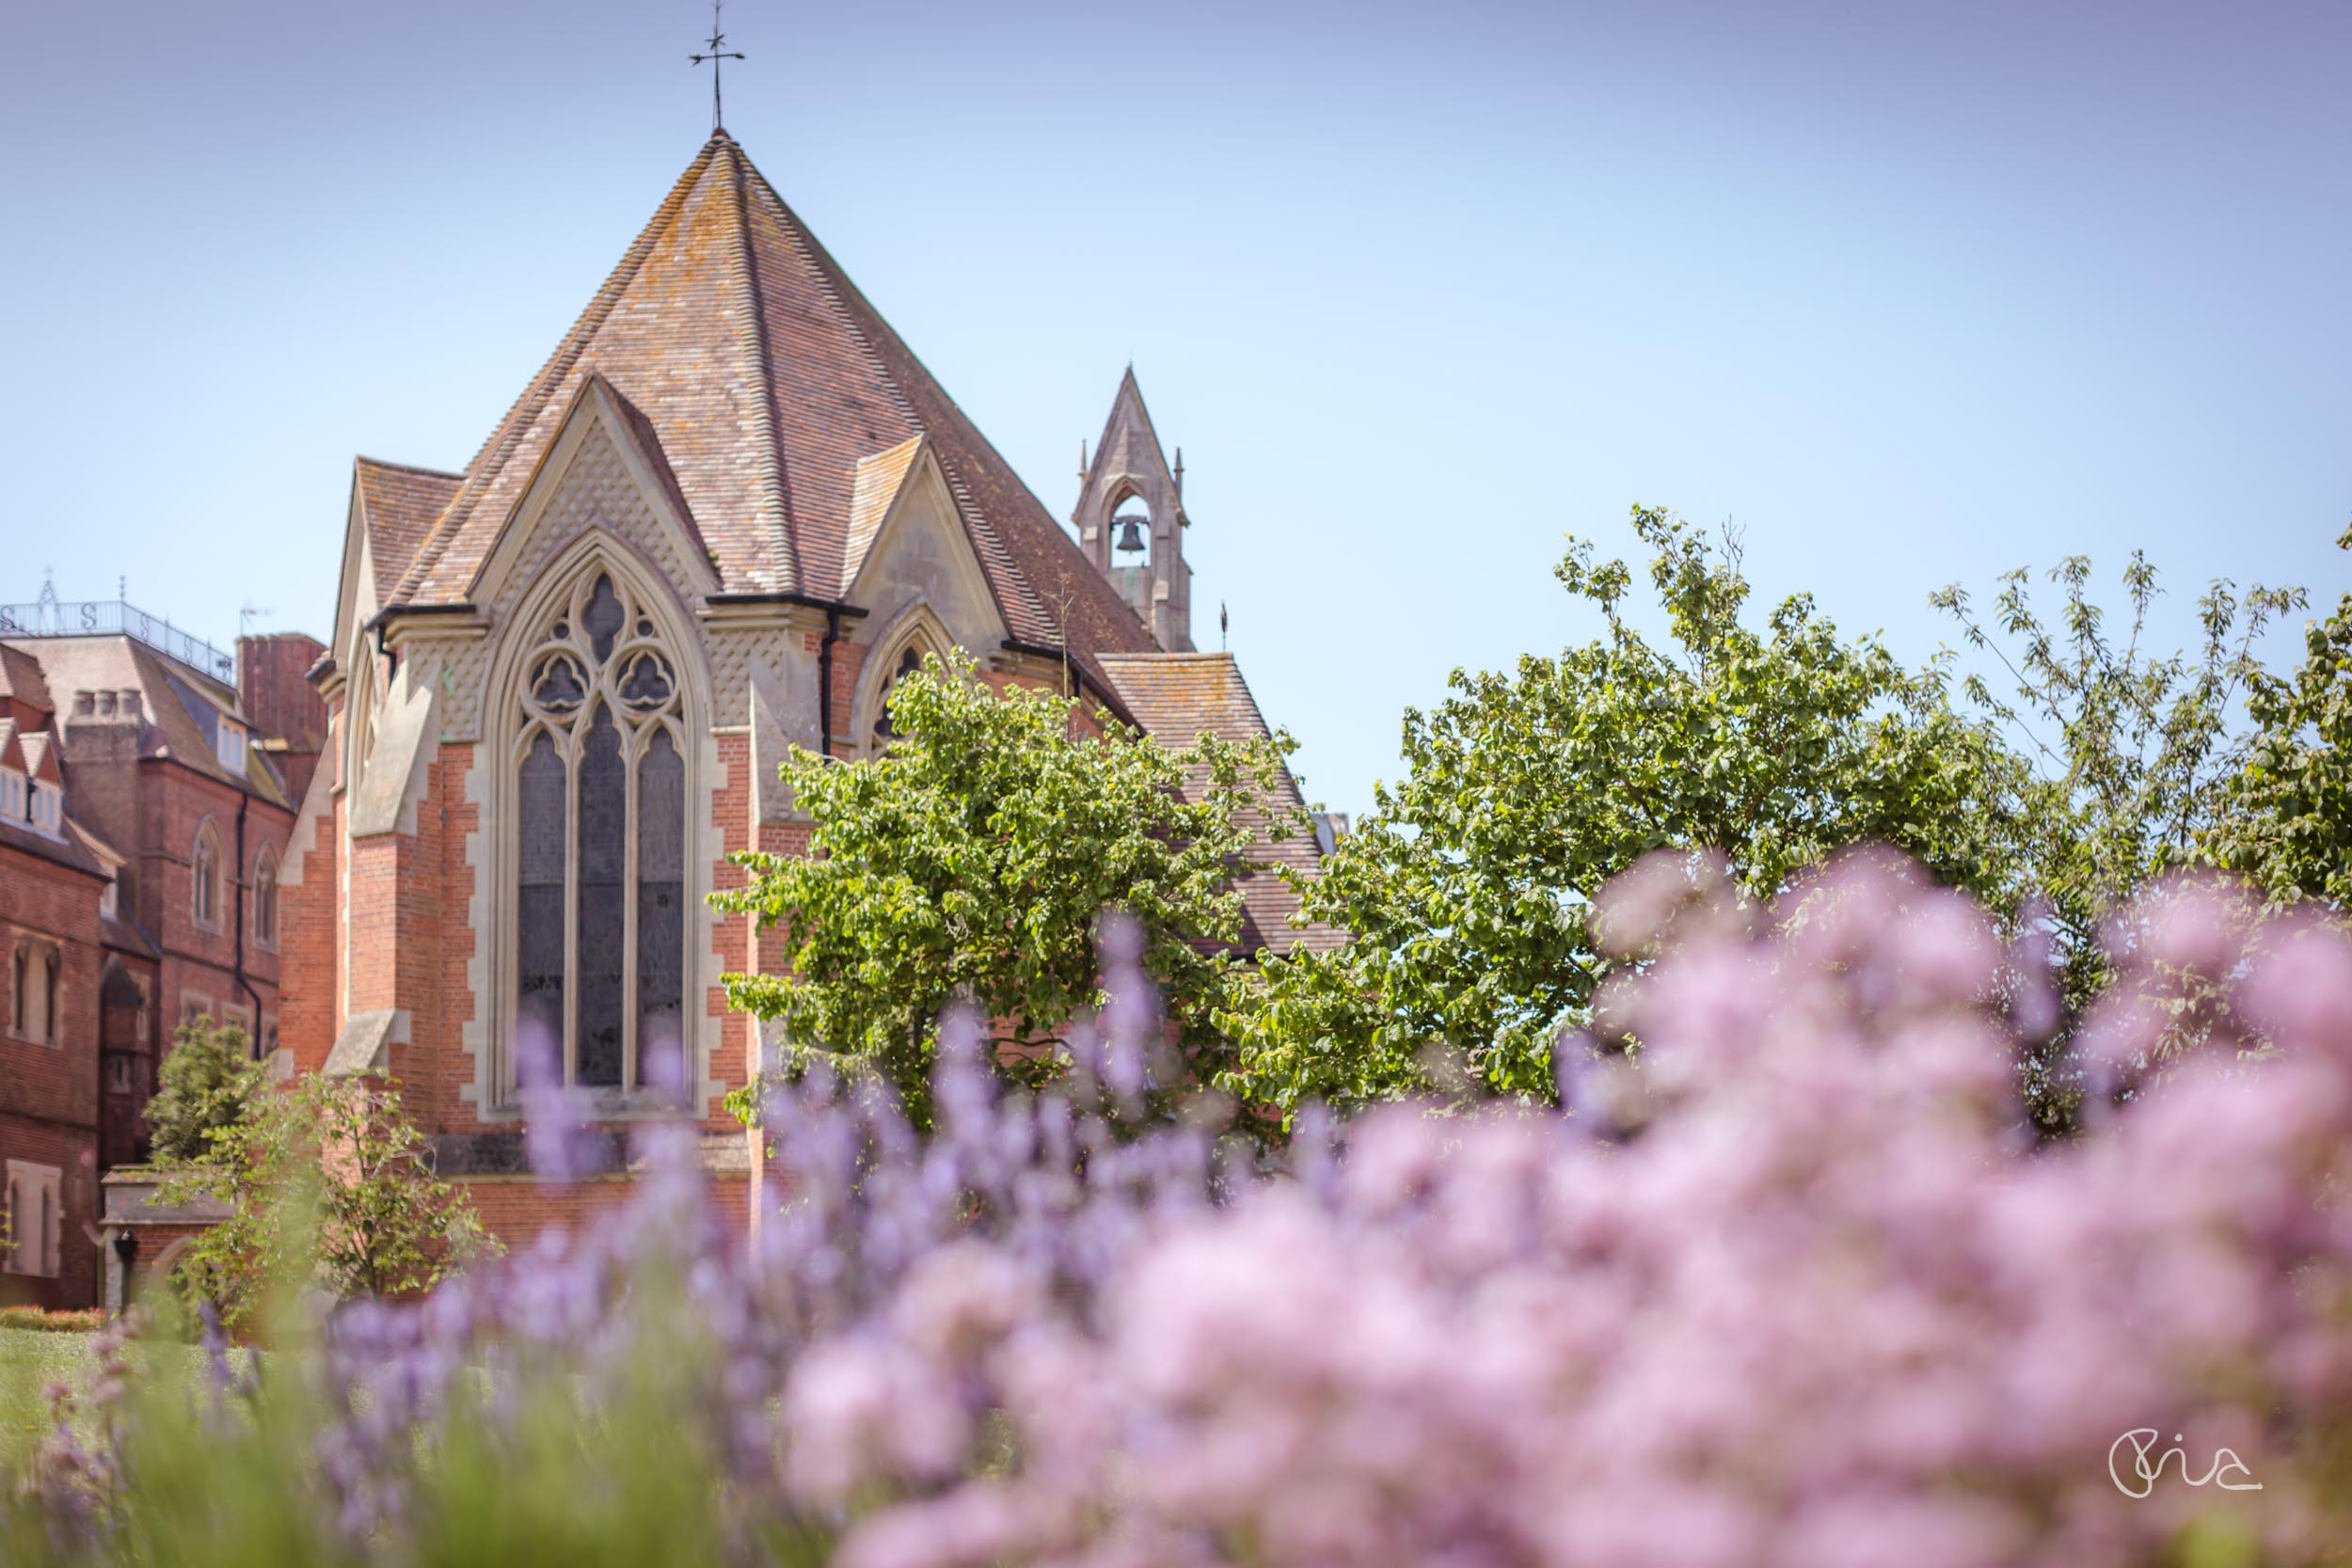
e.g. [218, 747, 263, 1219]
[153, 1073, 499, 1332]
[0, 1308, 102, 1336]
[141, 1014, 261, 1165]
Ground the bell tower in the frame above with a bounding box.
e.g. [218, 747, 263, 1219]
[1074, 368, 1192, 651]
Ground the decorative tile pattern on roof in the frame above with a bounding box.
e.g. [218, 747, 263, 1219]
[1096, 652, 1343, 958]
[373, 133, 1153, 689]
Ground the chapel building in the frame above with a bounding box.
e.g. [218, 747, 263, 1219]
[286, 132, 1331, 1245]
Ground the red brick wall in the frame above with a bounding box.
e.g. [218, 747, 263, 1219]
[115, 1219, 215, 1313]
[236, 634, 328, 754]
[0, 845, 105, 1307]
[461, 1173, 752, 1254]
[279, 771, 340, 1075]
[708, 735, 752, 1132]
[0, 1117, 100, 1309]
[135, 759, 297, 1054]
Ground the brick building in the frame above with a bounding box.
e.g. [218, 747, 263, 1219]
[0, 643, 112, 1306]
[0, 597, 326, 1305]
[293, 130, 1333, 1250]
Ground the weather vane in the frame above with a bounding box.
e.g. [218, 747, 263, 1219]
[690, 0, 746, 134]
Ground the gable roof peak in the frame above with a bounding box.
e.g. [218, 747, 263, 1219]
[366, 131, 1154, 688]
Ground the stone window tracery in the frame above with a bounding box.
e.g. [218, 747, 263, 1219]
[4, 1161, 60, 1277]
[11, 937, 59, 1046]
[252, 847, 279, 948]
[192, 820, 222, 930]
[510, 567, 689, 1099]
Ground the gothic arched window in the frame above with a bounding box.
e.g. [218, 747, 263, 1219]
[510, 568, 689, 1097]
[192, 821, 221, 930]
[870, 645, 925, 750]
[252, 847, 279, 949]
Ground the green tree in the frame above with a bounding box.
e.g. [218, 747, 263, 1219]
[155, 1074, 496, 1330]
[142, 1015, 261, 1165]
[715, 649, 1302, 1125]
[1228, 508, 2033, 1118]
[2204, 524, 2352, 907]
[1931, 547, 2309, 1016]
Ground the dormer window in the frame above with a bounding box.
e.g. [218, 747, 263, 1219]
[28, 783, 60, 836]
[216, 719, 248, 775]
[100, 879, 119, 921]
[0, 769, 22, 819]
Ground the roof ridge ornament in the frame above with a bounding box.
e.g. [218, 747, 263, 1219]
[688, 0, 746, 135]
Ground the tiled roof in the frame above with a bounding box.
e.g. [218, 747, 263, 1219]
[377, 133, 1155, 689]
[0, 644, 53, 713]
[844, 435, 926, 588]
[1095, 652, 1342, 959]
[353, 458, 463, 601]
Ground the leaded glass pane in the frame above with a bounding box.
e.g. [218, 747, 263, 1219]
[582, 575, 625, 665]
[636, 729, 685, 1092]
[575, 705, 627, 1086]
[516, 730, 567, 1086]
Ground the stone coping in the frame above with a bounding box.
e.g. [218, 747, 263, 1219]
[98, 1169, 234, 1226]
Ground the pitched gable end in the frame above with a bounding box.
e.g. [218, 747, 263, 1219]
[467, 373, 724, 615]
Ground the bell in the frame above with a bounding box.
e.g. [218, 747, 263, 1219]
[1114, 516, 1148, 555]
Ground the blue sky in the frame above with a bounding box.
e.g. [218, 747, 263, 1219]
[2, 0, 2344, 815]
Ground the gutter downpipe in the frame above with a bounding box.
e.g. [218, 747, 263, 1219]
[818, 607, 843, 759]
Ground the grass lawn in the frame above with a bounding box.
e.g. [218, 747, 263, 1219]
[0, 1326, 232, 1467]
[0, 1325, 99, 1458]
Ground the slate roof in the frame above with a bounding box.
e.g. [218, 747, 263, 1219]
[373, 132, 1155, 689]
[0, 811, 108, 881]
[0, 638, 292, 809]
[1095, 653, 1343, 959]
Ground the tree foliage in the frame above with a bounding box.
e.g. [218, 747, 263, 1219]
[2203, 523, 2352, 906]
[1931, 546, 2309, 1008]
[1226, 508, 2033, 1117]
[715, 649, 1302, 1124]
[141, 1015, 262, 1166]
[155, 1074, 496, 1330]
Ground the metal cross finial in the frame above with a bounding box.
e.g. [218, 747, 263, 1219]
[689, 0, 746, 134]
